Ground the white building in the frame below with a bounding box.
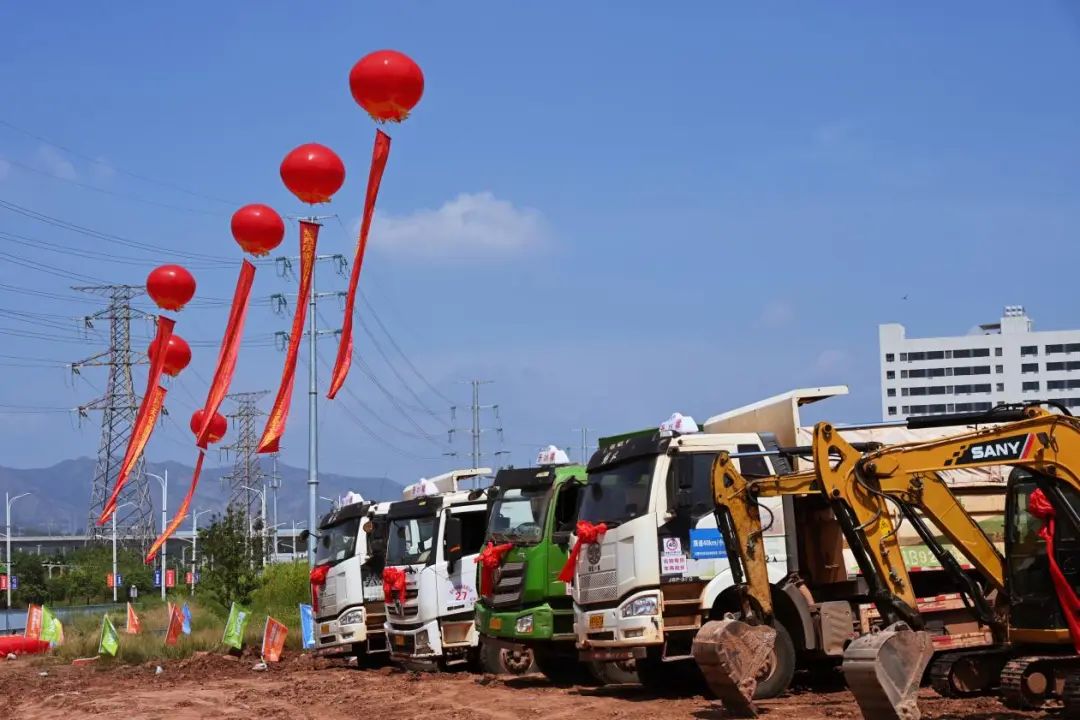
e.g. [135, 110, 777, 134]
[879, 306, 1080, 420]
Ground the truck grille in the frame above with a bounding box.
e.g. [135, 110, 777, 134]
[490, 561, 526, 608]
[577, 570, 617, 604]
[386, 587, 420, 620]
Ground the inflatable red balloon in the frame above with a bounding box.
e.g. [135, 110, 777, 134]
[231, 204, 285, 256]
[349, 50, 425, 123]
[280, 144, 345, 205]
[146, 265, 196, 311]
[190, 409, 227, 444]
[148, 335, 191, 377]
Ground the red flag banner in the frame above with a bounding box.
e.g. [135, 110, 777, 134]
[258, 221, 319, 453]
[145, 451, 205, 562]
[165, 604, 183, 646]
[196, 260, 255, 448]
[99, 317, 174, 524]
[24, 604, 43, 640]
[327, 130, 391, 400]
[125, 602, 141, 635]
[262, 616, 288, 662]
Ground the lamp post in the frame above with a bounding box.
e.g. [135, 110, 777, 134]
[146, 470, 168, 601]
[241, 485, 268, 567]
[190, 509, 211, 594]
[4, 492, 30, 627]
[111, 502, 135, 603]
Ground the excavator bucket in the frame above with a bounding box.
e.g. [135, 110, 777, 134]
[692, 616, 777, 717]
[841, 621, 934, 720]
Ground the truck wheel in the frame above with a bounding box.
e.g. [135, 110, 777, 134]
[752, 622, 796, 699]
[478, 641, 535, 675]
[533, 648, 595, 685]
[588, 659, 638, 685]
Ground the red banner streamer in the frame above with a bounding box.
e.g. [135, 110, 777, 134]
[327, 130, 391, 400]
[1029, 488, 1080, 652]
[557, 521, 607, 583]
[478, 541, 514, 596]
[258, 221, 319, 453]
[146, 451, 205, 563]
[196, 260, 256, 448]
[99, 317, 174, 525]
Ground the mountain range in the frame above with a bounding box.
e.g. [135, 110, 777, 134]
[0, 457, 400, 535]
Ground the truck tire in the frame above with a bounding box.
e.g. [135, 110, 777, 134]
[533, 647, 595, 685]
[752, 622, 796, 699]
[588, 659, 638, 685]
[479, 640, 535, 676]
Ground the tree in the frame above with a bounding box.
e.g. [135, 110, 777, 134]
[10, 552, 48, 605]
[198, 505, 261, 608]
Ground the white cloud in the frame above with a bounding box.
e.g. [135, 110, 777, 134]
[36, 144, 77, 180]
[371, 192, 548, 260]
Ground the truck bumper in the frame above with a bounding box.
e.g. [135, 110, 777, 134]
[476, 601, 573, 649]
[315, 609, 377, 655]
[385, 618, 443, 661]
[574, 592, 663, 661]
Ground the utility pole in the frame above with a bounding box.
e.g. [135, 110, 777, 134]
[572, 427, 593, 464]
[5, 492, 30, 623]
[450, 381, 507, 481]
[268, 453, 281, 560]
[220, 391, 269, 534]
[73, 285, 155, 547]
[145, 470, 167, 601]
[190, 509, 211, 594]
[271, 250, 345, 567]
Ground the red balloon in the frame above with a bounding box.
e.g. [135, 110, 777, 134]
[231, 204, 285, 256]
[280, 143, 345, 205]
[349, 50, 425, 123]
[146, 265, 196, 312]
[148, 334, 191, 377]
[190, 409, 227, 444]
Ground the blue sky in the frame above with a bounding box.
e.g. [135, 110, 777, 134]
[0, 2, 1078, 497]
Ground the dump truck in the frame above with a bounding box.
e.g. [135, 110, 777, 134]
[474, 447, 637, 684]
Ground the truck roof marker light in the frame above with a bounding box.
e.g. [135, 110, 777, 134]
[402, 477, 440, 500]
[536, 445, 570, 466]
[340, 491, 365, 507]
[660, 413, 699, 437]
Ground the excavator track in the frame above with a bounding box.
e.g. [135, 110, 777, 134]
[692, 617, 776, 717]
[928, 648, 1010, 697]
[1063, 669, 1080, 719]
[841, 622, 934, 720]
[1000, 654, 1080, 710]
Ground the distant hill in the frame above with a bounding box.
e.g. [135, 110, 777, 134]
[0, 457, 400, 534]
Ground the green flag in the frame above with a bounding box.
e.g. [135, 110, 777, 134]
[98, 614, 119, 657]
[40, 606, 62, 645]
[222, 602, 251, 649]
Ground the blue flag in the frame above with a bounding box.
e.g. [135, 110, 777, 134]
[181, 603, 192, 635]
[299, 603, 316, 649]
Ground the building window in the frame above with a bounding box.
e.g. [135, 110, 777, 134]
[902, 388, 912, 396]
[899, 353, 907, 361]
[995, 365, 1004, 374]
[1047, 362, 1064, 372]
[1021, 345, 1038, 356]
[901, 406, 910, 414]
[929, 386, 948, 395]
[972, 348, 990, 358]
[953, 349, 971, 359]
[996, 383, 1004, 392]
[1023, 381, 1040, 392]
[994, 347, 1002, 357]
[944, 350, 953, 359]
[887, 388, 896, 397]
[900, 370, 909, 379]
[1049, 380, 1067, 390]
[928, 367, 946, 378]
[887, 406, 897, 416]
[909, 387, 927, 396]
[926, 350, 945, 360]
[1022, 363, 1039, 374]
[909, 369, 927, 379]
[1047, 344, 1065, 354]
[929, 404, 947, 414]
[907, 351, 926, 362]
[1069, 343, 1080, 353]
[885, 353, 894, 362]
[886, 370, 895, 380]
[974, 366, 991, 375]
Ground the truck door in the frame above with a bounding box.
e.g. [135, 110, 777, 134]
[441, 506, 487, 618]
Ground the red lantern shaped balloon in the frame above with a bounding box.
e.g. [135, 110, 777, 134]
[146, 265, 196, 311]
[190, 409, 227, 444]
[148, 335, 191, 377]
[231, 204, 285, 256]
[280, 144, 345, 204]
[349, 50, 425, 123]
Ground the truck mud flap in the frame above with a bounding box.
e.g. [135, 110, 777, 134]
[692, 616, 776, 718]
[841, 621, 934, 720]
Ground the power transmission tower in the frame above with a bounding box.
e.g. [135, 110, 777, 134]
[219, 391, 269, 534]
[72, 284, 155, 545]
[449, 380, 508, 473]
[572, 427, 594, 464]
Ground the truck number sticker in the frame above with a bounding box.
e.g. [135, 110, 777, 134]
[447, 582, 477, 606]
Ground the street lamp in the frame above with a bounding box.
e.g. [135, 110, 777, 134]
[145, 470, 167, 601]
[241, 485, 268, 567]
[111, 502, 135, 603]
[4, 492, 30, 629]
[190, 509, 212, 594]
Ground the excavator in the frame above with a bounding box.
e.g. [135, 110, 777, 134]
[692, 404, 1080, 719]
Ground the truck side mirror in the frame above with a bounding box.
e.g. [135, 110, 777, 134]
[297, 529, 311, 545]
[443, 516, 463, 570]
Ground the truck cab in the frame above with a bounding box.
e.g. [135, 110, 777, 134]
[383, 468, 492, 668]
[311, 495, 392, 660]
[571, 413, 789, 687]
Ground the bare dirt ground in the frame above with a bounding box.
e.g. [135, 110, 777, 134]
[0, 653, 1057, 720]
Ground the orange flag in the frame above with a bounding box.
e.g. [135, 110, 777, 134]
[165, 604, 183, 646]
[23, 604, 43, 640]
[261, 616, 288, 662]
[125, 603, 141, 634]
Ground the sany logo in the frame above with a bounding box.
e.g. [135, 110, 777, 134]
[956, 433, 1036, 464]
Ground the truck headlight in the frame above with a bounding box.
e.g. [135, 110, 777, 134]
[621, 595, 659, 618]
[415, 631, 430, 651]
[515, 615, 534, 634]
[339, 610, 364, 626]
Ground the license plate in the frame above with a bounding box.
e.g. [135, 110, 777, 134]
[489, 617, 502, 631]
[319, 623, 330, 635]
[393, 634, 405, 647]
[589, 614, 604, 630]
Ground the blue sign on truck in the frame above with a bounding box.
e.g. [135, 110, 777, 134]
[689, 528, 727, 559]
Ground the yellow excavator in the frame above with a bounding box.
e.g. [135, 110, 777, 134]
[693, 404, 1080, 719]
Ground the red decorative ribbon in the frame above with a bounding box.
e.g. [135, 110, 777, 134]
[478, 541, 514, 596]
[1029, 488, 1080, 652]
[145, 451, 205, 563]
[383, 566, 407, 605]
[196, 260, 255, 448]
[310, 564, 331, 613]
[259, 222, 319, 453]
[327, 129, 391, 400]
[557, 521, 607, 584]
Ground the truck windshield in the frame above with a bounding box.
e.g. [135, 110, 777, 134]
[386, 515, 438, 565]
[315, 517, 361, 567]
[488, 487, 549, 544]
[578, 456, 656, 526]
